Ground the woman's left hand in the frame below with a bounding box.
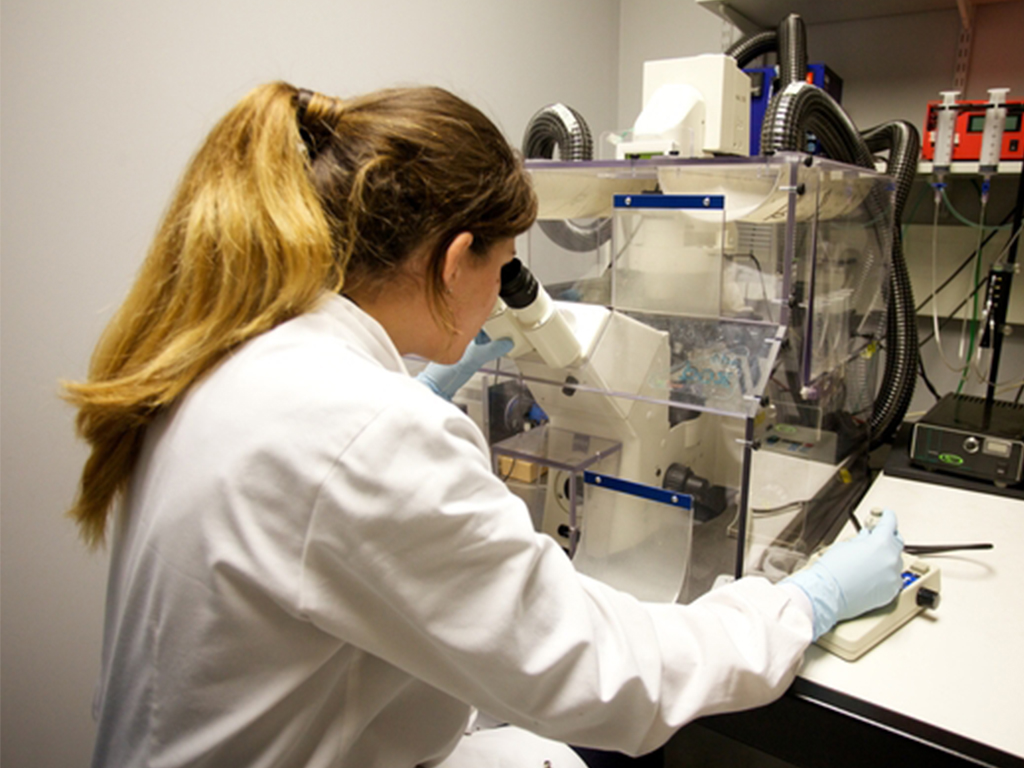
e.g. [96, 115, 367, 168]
[416, 331, 513, 400]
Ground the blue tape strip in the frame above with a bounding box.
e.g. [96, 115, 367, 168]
[583, 471, 693, 510]
[613, 194, 725, 210]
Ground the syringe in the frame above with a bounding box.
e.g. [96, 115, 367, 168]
[932, 90, 960, 203]
[979, 87, 1010, 203]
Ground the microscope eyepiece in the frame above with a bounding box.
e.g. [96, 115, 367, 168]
[499, 258, 539, 309]
[485, 257, 582, 369]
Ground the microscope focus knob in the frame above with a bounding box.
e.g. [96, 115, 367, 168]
[916, 587, 941, 610]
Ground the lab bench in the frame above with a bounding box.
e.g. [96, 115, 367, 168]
[667, 468, 1024, 768]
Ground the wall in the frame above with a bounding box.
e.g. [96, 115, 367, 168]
[617, 0, 739, 134]
[0, 3, 619, 766]
[807, 2, 1024, 128]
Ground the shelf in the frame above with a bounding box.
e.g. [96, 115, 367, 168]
[916, 160, 1022, 175]
[871, 160, 1022, 176]
[696, 0, 1017, 32]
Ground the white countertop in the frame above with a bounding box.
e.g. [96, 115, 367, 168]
[798, 472, 1024, 758]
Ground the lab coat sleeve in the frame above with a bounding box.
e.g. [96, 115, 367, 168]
[298, 392, 812, 756]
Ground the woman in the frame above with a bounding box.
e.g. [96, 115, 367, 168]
[65, 82, 903, 768]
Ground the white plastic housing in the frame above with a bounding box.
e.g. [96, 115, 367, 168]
[484, 299, 531, 357]
[484, 293, 582, 370]
[617, 53, 750, 159]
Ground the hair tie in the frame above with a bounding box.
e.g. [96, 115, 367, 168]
[295, 89, 318, 159]
[295, 88, 315, 123]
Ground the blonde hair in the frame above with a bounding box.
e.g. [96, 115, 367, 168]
[64, 81, 537, 547]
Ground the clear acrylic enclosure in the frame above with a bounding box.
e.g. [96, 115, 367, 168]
[466, 153, 894, 604]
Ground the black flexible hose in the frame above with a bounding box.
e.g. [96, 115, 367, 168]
[861, 121, 920, 224]
[873, 232, 919, 446]
[776, 14, 807, 90]
[762, 82, 920, 447]
[522, 103, 594, 161]
[762, 81, 873, 166]
[860, 121, 921, 446]
[726, 30, 777, 68]
[522, 103, 611, 252]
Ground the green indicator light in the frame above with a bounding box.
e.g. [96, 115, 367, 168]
[776, 425, 798, 434]
[939, 453, 964, 466]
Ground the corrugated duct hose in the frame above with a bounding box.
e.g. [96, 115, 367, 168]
[725, 30, 778, 68]
[862, 122, 921, 448]
[522, 103, 612, 251]
[741, 13, 920, 448]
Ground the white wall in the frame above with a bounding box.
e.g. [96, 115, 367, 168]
[806, 3, 1024, 129]
[617, 0, 739, 133]
[0, 3, 619, 766]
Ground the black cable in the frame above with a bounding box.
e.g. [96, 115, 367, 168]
[912, 213, 1001, 401]
[904, 543, 994, 556]
[917, 356, 942, 401]
[847, 510, 996, 556]
[914, 208, 1015, 315]
[915, 207, 1016, 400]
[917, 272, 990, 349]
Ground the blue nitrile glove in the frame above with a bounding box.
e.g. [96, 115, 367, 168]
[416, 330, 514, 400]
[783, 509, 905, 640]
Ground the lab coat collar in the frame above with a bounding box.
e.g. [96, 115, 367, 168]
[316, 292, 410, 377]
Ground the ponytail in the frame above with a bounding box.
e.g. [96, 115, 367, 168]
[65, 81, 537, 548]
[64, 82, 340, 547]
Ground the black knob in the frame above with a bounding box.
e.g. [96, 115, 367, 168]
[916, 587, 940, 610]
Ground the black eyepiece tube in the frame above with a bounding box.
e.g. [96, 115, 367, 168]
[499, 259, 540, 309]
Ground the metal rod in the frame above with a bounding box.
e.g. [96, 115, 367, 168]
[985, 167, 1024, 404]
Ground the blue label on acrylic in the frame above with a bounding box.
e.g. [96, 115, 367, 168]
[613, 194, 725, 210]
[583, 471, 693, 510]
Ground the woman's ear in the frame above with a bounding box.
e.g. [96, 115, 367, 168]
[442, 232, 475, 292]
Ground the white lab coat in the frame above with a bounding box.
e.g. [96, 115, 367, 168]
[437, 724, 588, 768]
[91, 293, 812, 768]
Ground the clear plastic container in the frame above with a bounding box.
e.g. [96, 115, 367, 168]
[479, 152, 893, 602]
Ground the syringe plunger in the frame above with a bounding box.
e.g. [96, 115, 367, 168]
[979, 87, 1010, 174]
[932, 90, 960, 173]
